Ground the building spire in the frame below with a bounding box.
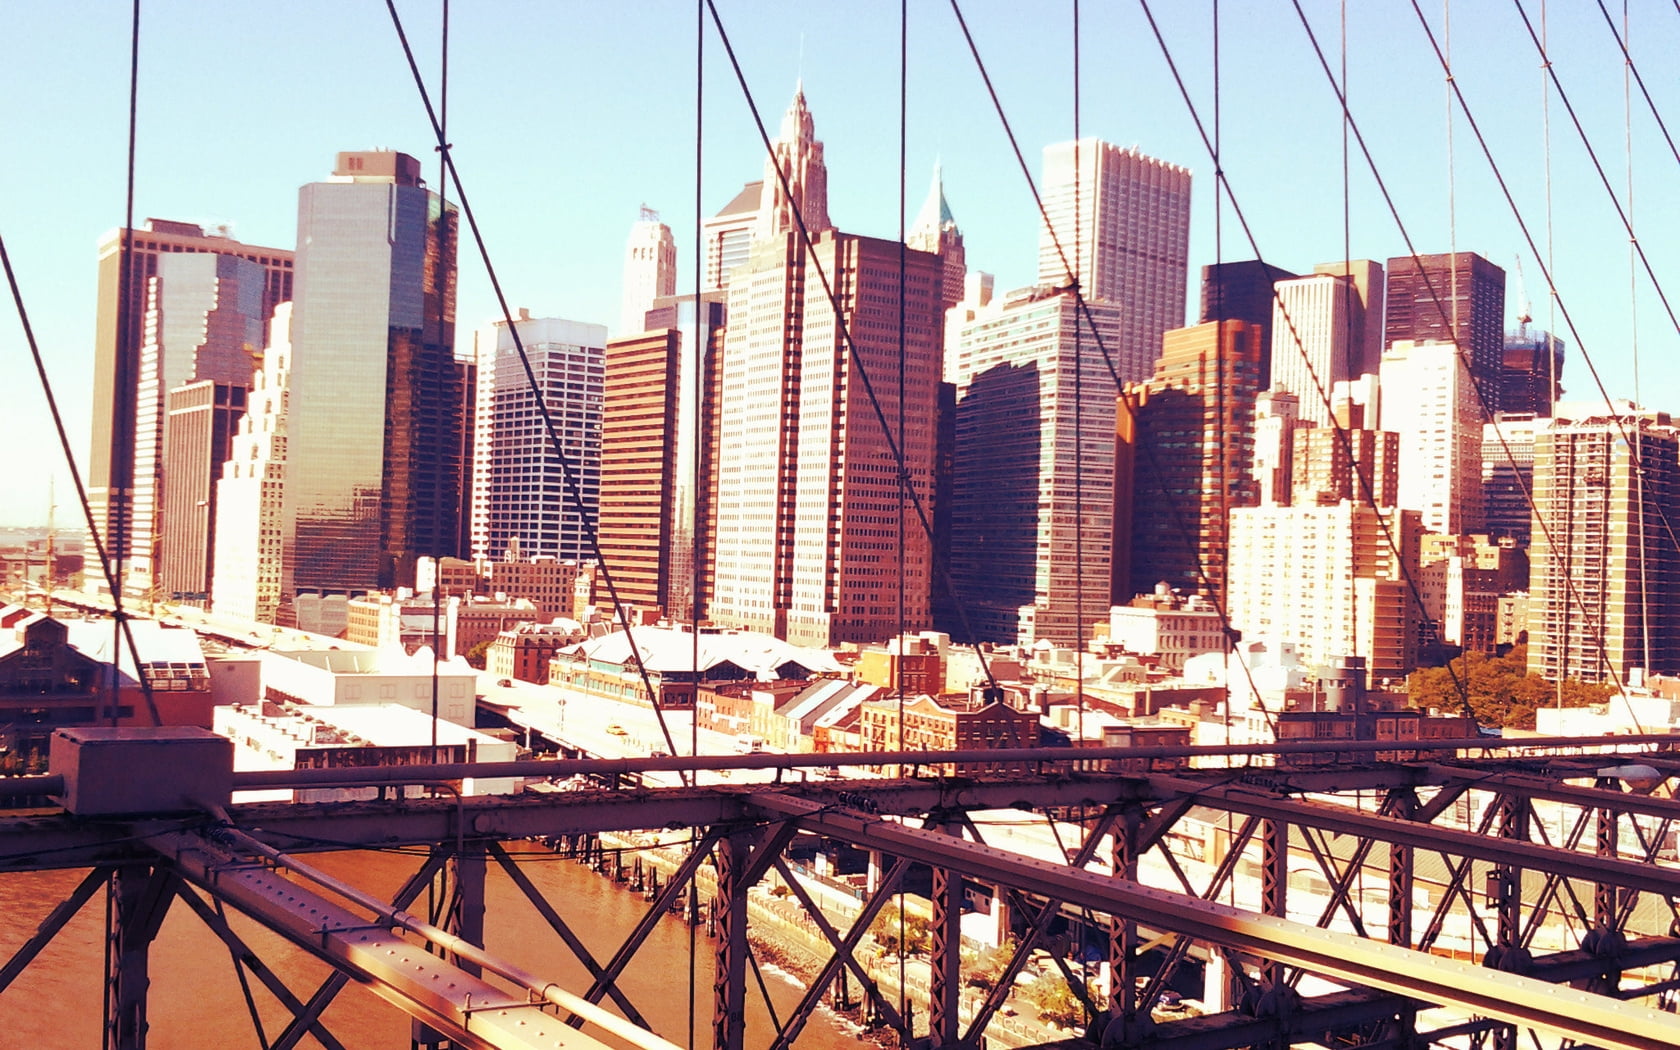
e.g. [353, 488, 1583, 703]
[753, 82, 830, 241]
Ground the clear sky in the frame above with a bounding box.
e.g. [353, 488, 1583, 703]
[3, 1, 1677, 527]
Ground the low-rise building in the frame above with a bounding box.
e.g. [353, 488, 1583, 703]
[857, 692, 1039, 774]
[215, 700, 518, 802]
[258, 645, 478, 727]
[550, 625, 840, 710]
[486, 619, 586, 683]
[1106, 586, 1226, 672]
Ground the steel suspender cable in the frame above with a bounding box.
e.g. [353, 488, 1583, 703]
[947, 0, 1281, 738]
[702, 0, 1004, 697]
[383, 1, 692, 780]
[1138, 0, 1482, 723]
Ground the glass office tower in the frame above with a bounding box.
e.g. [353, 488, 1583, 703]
[283, 151, 461, 606]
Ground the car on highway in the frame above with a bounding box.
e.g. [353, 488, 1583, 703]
[605, 724, 628, 736]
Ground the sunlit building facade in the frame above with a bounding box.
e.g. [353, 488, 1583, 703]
[282, 151, 461, 608]
[90, 221, 289, 589]
[1036, 139, 1191, 382]
[947, 287, 1123, 645]
[471, 313, 605, 565]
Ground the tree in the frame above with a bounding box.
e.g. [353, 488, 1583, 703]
[1022, 976, 1085, 1029]
[1407, 645, 1613, 729]
[464, 639, 494, 670]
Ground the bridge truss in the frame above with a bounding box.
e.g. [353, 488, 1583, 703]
[4, 737, 1680, 1050]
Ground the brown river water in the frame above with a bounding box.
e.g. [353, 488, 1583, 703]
[0, 844, 860, 1049]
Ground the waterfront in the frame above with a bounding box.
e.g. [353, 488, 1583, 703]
[0, 844, 860, 1049]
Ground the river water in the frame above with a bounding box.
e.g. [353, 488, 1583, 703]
[0, 844, 860, 1049]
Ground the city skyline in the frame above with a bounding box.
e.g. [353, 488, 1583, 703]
[4, 2, 1679, 526]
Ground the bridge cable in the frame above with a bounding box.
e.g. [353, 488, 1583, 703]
[1279, 1, 1643, 720]
[1, 237, 161, 731]
[1135, 0, 1483, 724]
[687, 0, 705, 1041]
[946, 0, 1281, 740]
[1594, 0, 1680, 174]
[701, 0, 1003, 697]
[381, 0, 693, 780]
[6, 0, 161, 730]
[1399, 1, 1654, 719]
[1072, 0, 1085, 748]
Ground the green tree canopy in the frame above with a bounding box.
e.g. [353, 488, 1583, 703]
[1408, 645, 1613, 729]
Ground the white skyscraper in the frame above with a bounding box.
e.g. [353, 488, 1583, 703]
[618, 206, 676, 335]
[1035, 139, 1192, 383]
[947, 287, 1124, 645]
[471, 312, 605, 563]
[1269, 272, 1357, 425]
[702, 181, 762, 292]
[1227, 501, 1420, 682]
[212, 304, 293, 624]
[1379, 339, 1483, 536]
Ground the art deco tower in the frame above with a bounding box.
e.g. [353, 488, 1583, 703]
[618, 206, 676, 334]
[282, 151, 461, 607]
[906, 162, 965, 312]
[753, 82, 830, 242]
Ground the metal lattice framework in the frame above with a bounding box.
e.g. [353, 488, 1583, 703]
[4, 739, 1680, 1050]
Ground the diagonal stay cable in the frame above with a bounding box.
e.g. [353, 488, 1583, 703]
[1400, 0, 1680, 569]
[1135, 0, 1484, 722]
[1511, 0, 1680, 346]
[1400, 0, 1672, 716]
[1289, 0, 1648, 719]
[702, 0, 1002, 692]
[382, 0, 690, 778]
[1593, 0, 1680, 173]
[947, 0, 1281, 737]
[2, 233, 162, 727]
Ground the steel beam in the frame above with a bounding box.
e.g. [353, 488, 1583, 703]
[712, 827, 756, 1050]
[105, 863, 174, 1050]
[750, 793, 1680, 1050]
[1148, 774, 1680, 897]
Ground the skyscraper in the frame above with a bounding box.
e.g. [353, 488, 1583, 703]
[947, 287, 1123, 645]
[126, 251, 273, 597]
[1482, 412, 1543, 545]
[599, 294, 724, 622]
[1499, 325, 1566, 416]
[1269, 272, 1359, 426]
[89, 220, 290, 582]
[1036, 139, 1192, 382]
[1227, 502, 1420, 682]
[701, 181, 762, 292]
[711, 230, 943, 646]
[906, 162, 965, 312]
[159, 380, 246, 604]
[1384, 252, 1504, 414]
[1378, 340, 1484, 536]
[213, 304, 294, 624]
[1115, 320, 1263, 608]
[1311, 260, 1385, 377]
[1199, 259, 1296, 377]
[283, 151, 461, 607]
[471, 312, 605, 565]
[618, 206, 676, 334]
[753, 83, 830, 243]
[1527, 411, 1680, 684]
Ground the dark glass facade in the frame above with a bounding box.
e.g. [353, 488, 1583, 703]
[1384, 252, 1505, 413]
[284, 152, 460, 600]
